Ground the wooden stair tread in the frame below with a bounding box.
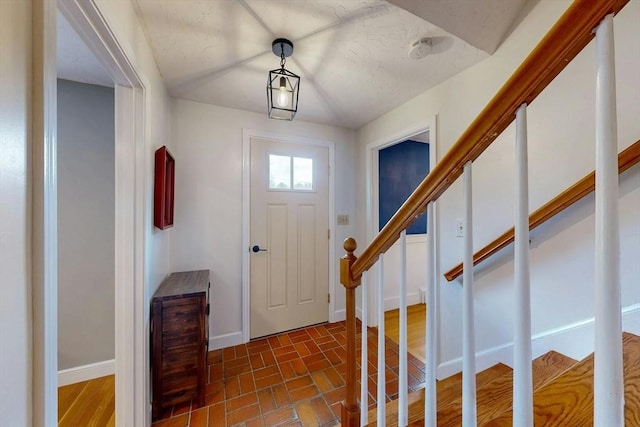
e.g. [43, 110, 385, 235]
[531, 350, 577, 390]
[436, 351, 577, 426]
[484, 332, 640, 426]
[361, 363, 511, 426]
[437, 363, 512, 409]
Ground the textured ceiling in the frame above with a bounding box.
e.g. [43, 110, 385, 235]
[132, 0, 495, 129]
[387, 0, 530, 54]
[57, 10, 112, 88]
[57, 0, 531, 129]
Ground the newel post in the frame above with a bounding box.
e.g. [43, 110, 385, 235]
[341, 238, 361, 427]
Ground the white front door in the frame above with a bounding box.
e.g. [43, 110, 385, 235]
[250, 137, 329, 338]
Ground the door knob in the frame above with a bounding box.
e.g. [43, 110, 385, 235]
[251, 245, 268, 253]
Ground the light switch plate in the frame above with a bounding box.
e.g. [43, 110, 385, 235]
[337, 215, 349, 225]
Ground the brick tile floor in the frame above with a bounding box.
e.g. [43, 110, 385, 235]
[152, 321, 425, 427]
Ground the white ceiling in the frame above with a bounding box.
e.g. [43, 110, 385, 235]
[58, 0, 532, 129]
[387, 0, 530, 55]
[57, 10, 113, 88]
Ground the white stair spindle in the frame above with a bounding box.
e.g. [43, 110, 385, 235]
[462, 161, 477, 427]
[399, 230, 408, 426]
[360, 273, 369, 425]
[425, 201, 437, 427]
[594, 13, 624, 427]
[514, 104, 533, 427]
[377, 256, 386, 425]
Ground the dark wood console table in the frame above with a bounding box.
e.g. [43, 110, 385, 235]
[151, 270, 210, 420]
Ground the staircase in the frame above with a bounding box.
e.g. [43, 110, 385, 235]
[338, 1, 636, 426]
[359, 332, 640, 426]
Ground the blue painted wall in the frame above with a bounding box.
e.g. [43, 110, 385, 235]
[379, 140, 430, 234]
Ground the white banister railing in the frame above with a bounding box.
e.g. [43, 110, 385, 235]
[360, 273, 369, 426]
[376, 256, 386, 425]
[513, 103, 533, 427]
[462, 162, 477, 427]
[398, 230, 408, 426]
[425, 201, 437, 427]
[594, 13, 624, 427]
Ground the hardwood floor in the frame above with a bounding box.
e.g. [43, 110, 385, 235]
[384, 303, 427, 363]
[57, 305, 426, 426]
[58, 374, 115, 426]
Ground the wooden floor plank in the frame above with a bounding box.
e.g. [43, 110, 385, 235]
[384, 304, 426, 363]
[58, 380, 88, 420]
[87, 375, 115, 427]
[58, 375, 114, 427]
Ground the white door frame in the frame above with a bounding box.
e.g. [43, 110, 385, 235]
[242, 129, 336, 343]
[38, 1, 147, 425]
[364, 116, 439, 326]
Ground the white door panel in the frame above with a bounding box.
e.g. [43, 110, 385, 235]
[250, 137, 329, 338]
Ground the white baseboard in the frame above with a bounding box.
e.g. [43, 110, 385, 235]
[334, 309, 346, 322]
[437, 303, 640, 380]
[622, 303, 640, 335]
[58, 359, 115, 387]
[209, 331, 244, 350]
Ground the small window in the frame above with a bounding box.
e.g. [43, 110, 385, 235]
[269, 155, 314, 191]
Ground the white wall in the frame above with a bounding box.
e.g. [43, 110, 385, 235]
[0, 1, 31, 424]
[380, 236, 429, 309]
[170, 99, 357, 348]
[57, 79, 115, 371]
[95, 0, 172, 299]
[357, 0, 640, 375]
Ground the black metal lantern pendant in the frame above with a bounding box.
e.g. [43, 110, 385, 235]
[267, 38, 300, 120]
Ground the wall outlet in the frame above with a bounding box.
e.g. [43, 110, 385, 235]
[456, 219, 464, 237]
[337, 214, 349, 225]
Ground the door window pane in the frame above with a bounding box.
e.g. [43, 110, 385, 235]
[269, 154, 291, 189]
[293, 157, 313, 190]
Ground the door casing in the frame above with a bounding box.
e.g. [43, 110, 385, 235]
[364, 117, 438, 327]
[38, 1, 148, 425]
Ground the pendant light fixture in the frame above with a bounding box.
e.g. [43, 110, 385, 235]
[267, 38, 300, 120]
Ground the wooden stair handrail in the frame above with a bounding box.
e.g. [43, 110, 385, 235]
[346, 0, 629, 282]
[444, 138, 640, 282]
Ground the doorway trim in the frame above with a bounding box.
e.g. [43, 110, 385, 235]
[241, 129, 336, 343]
[364, 116, 439, 326]
[38, 1, 147, 425]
